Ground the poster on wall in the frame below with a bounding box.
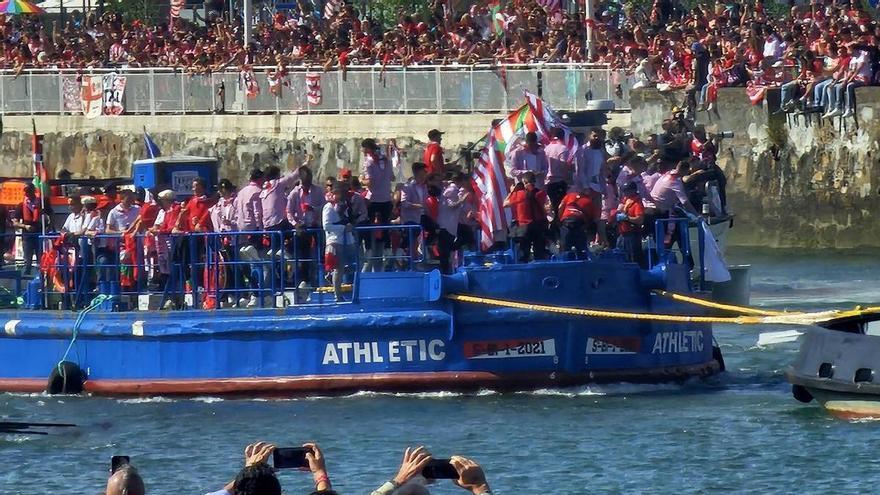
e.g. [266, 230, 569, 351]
[62, 76, 81, 113]
[81, 75, 103, 119]
[102, 72, 127, 116]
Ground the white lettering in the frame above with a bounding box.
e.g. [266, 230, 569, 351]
[388, 341, 401, 362]
[371, 342, 384, 363]
[428, 340, 446, 360]
[337, 342, 352, 364]
[401, 340, 418, 361]
[651, 331, 706, 354]
[354, 342, 371, 364]
[322, 343, 340, 365]
[419, 340, 428, 361]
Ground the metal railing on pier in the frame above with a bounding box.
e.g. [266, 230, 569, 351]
[0, 64, 634, 115]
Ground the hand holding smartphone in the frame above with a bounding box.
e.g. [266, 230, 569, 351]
[110, 455, 130, 474]
[273, 447, 313, 469]
[421, 458, 459, 479]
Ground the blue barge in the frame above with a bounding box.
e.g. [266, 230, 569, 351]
[0, 230, 722, 396]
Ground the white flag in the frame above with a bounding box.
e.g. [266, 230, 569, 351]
[701, 222, 731, 283]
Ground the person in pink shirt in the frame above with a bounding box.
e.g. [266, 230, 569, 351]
[361, 138, 393, 272]
[260, 163, 304, 231]
[510, 132, 549, 185]
[233, 168, 264, 236]
[286, 165, 324, 287]
[543, 127, 574, 224]
[399, 162, 429, 258]
[436, 174, 470, 274]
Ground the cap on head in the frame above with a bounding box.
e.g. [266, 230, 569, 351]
[157, 190, 174, 200]
[82, 195, 97, 205]
[428, 129, 444, 140]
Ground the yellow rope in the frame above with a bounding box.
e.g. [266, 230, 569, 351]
[446, 294, 880, 326]
[651, 290, 784, 316]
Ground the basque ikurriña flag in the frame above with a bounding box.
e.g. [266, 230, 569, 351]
[472, 91, 578, 249]
[31, 120, 48, 198]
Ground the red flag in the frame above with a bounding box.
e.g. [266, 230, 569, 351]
[473, 133, 510, 251]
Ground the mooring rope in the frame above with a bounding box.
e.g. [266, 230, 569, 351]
[446, 294, 880, 326]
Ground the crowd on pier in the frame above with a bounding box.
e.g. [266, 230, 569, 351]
[102, 442, 492, 495]
[2, 117, 725, 306]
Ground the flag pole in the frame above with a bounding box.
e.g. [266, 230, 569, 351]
[32, 118, 47, 237]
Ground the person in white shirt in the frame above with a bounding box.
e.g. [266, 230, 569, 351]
[61, 196, 87, 236]
[322, 182, 358, 302]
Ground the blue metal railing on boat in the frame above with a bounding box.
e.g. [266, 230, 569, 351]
[6, 224, 424, 310]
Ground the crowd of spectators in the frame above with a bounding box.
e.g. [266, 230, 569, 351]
[3, 0, 879, 116]
[101, 442, 492, 495]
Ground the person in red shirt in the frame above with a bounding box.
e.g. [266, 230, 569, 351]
[503, 171, 550, 262]
[171, 178, 215, 300]
[557, 189, 597, 256]
[423, 129, 445, 176]
[616, 182, 646, 266]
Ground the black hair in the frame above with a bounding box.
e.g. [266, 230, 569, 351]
[233, 464, 282, 495]
[412, 162, 427, 174]
[525, 132, 538, 143]
[361, 138, 378, 151]
[249, 168, 264, 181]
[522, 171, 537, 184]
[264, 166, 281, 181]
[552, 127, 565, 139]
[219, 179, 235, 192]
[193, 177, 207, 189]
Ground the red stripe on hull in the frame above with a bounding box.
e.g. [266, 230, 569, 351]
[0, 361, 721, 396]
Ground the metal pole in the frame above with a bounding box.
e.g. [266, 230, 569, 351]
[243, 0, 252, 47]
[584, 0, 594, 61]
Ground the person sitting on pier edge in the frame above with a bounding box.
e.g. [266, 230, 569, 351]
[437, 173, 470, 274]
[557, 186, 597, 256]
[362, 138, 394, 272]
[423, 128, 446, 176]
[400, 162, 430, 259]
[504, 171, 550, 263]
[323, 182, 358, 302]
[12, 183, 42, 277]
[544, 127, 574, 229]
[510, 132, 548, 185]
[286, 165, 324, 288]
[206, 442, 336, 495]
[617, 181, 646, 267]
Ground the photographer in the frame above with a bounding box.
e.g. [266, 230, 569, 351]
[372, 447, 492, 495]
[207, 442, 336, 495]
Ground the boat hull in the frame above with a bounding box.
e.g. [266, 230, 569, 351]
[0, 260, 721, 396]
[786, 323, 880, 419]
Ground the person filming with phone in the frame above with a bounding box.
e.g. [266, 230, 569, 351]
[206, 441, 336, 495]
[371, 446, 492, 495]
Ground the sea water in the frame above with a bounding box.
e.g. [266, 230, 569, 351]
[3, 247, 880, 494]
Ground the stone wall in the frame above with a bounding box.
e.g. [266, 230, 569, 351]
[630, 86, 880, 249]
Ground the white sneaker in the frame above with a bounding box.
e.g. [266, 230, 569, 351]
[841, 109, 854, 118]
[298, 281, 309, 289]
[246, 295, 258, 308]
[825, 108, 842, 118]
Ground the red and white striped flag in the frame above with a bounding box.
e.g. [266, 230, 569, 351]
[170, 0, 184, 18]
[473, 132, 510, 251]
[523, 90, 578, 161]
[324, 0, 342, 19]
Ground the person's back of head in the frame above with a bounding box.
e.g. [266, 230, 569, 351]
[105, 465, 146, 495]
[264, 166, 281, 181]
[234, 464, 282, 495]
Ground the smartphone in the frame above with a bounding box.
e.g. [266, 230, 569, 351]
[422, 459, 458, 479]
[110, 455, 130, 474]
[272, 447, 312, 470]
